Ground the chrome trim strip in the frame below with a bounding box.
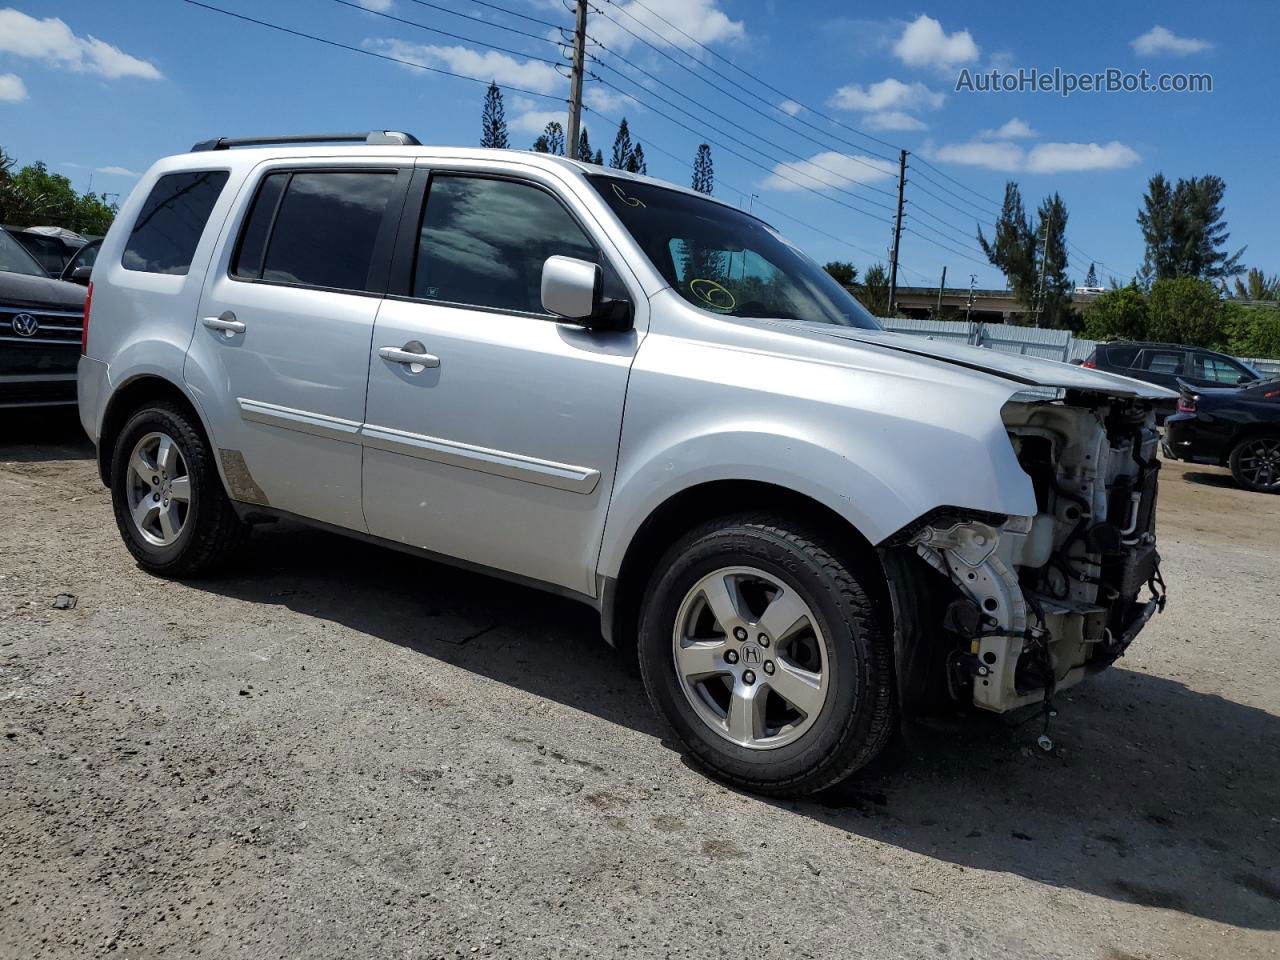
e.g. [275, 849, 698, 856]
[0, 336, 80, 345]
[237, 397, 600, 494]
[0, 308, 85, 318]
[0, 373, 77, 383]
[236, 397, 362, 444]
[360, 421, 601, 494]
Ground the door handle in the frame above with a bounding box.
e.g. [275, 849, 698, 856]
[202, 312, 246, 337]
[379, 344, 440, 369]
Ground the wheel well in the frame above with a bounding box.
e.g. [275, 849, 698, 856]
[96, 376, 202, 487]
[604, 479, 885, 653]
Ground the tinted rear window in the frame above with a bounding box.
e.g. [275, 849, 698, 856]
[1104, 345, 1138, 367]
[233, 171, 396, 293]
[122, 171, 229, 275]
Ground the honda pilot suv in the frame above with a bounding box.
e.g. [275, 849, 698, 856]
[79, 132, 1172, 796]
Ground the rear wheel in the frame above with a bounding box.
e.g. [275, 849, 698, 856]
[638, 515, 895, 797]
[1229, 435, 1280, 493]
[110, 402, 246, 576]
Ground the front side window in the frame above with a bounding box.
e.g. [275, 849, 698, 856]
[123, 170, 229, 275]
[588, 175, 880, 329]
[413, 175, 601, 314]
[1192, 353, 1251, 384]
[233, 170, 397, 293]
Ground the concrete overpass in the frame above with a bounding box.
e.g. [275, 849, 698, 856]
[888, 286, 1102, 323]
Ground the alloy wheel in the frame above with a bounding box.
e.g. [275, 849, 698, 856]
[125, 431, 192, 547]
[1238, 438, 1280, 490]
[672, 565, 829, 750]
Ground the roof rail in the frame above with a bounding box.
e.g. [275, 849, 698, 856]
[189, 131, 421, 152]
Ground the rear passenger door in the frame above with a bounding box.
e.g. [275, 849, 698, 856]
[1130, 347, 1188, 391]
[187, 162, 410, 531]
[360, 165, 643, 595]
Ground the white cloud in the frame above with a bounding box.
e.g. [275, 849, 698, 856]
[977, 117, 1036, 140]
[932, 140, 1024, 172]
[929, 138, 1140, 173]
[829, 77, 943, 112]
[1024, 141, 1140, 173]
[510, 109, 566, 135]
[364, 39, 562, 93]
[0, 72, 27, 102]
[778, 99, 803, 116]
[0, 9, 161, 79]
[585, 0, 744, 54]
[892, 14, 979, 70]
[95, 165, 140, 178]
[356, 0, 395, 10]
[1131, 25, 1210, 57]
[762, 150, 897, 193]
[864, 110, 927, 131]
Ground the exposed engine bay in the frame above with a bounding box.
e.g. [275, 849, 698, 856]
[894, 390, 1167, 714]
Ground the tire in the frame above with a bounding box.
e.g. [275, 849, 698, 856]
[110, 401, 247, 576]
[637, 514, 895, 797]
[1228, 434, 1280, 494]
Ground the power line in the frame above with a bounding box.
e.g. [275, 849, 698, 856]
[586, 73, 892, 224]
[903, 227, 992, 270]
[588, 51, 897, 213]
[910, 177, 997, 230]
[390, 0, 565, 44]
[325, 0, 565, 64]
[911, 155, 1004, 212]
[182, 0, 568, 103]
[418, 0, 565, 31]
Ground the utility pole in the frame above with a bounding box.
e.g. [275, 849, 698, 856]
[1033, 207, 1052, 328]
[966, 273, 978, 343]
[934, 266, 946, 318]
[887, 148, 907, 317]
[565, 0, 588, 155]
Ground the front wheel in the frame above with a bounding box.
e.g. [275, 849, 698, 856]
[1229, 435, 1280, 493]
[638, 515, 895, 797]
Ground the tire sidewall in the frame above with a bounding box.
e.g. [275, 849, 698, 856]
[1230, 435, 1280, 494]
[111, 406, 205, 569]
[639, 522, 880, 788]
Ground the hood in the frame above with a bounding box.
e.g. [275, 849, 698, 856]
[0, 270, 89, 312]
[786, 323, 1178, 400]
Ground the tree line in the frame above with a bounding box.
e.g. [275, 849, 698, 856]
[0, 147, 117, 235]
[480, 83, 715, 193]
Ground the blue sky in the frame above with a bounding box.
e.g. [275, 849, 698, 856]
[2, 0, 1276, 289]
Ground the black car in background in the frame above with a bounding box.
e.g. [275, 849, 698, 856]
[1083, 341, 1263, 420]
[1165, 379, 1280, 492]
[0, 227, 88, 409]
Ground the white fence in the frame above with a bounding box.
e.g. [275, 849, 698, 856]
[878, 316, 1280, 379]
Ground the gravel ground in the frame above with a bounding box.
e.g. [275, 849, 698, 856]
[2, 409, 1278, 959]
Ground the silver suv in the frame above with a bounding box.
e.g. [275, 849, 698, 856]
[78, 132, 1171, 796]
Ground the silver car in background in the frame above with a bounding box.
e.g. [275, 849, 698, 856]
[78, 132, 1171, 796]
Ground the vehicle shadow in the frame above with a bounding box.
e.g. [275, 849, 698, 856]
[192, 520, 1280, 931]
[0, 408, 93, 462]
[1180, 469, 1240, 490]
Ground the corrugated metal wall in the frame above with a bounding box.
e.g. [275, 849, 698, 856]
[878, 317, 1279, 377]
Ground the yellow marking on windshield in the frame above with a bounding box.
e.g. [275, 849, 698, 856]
[689, 278, 736, 311]
[612, 183, 645, 208]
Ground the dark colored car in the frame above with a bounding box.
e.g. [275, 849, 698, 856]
[1, 226, 91, 276]
[59, 238, 100, 285]
[0, 227, 88, 408]
[1083, 341, 1262, 421]
[1165, 379, 1280, 492]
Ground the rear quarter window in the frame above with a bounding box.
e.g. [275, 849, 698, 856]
[1104, 345, 1139, 367]
[122, 170, 230, 275]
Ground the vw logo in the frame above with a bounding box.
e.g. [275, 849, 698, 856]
[11, 313, 39, 337]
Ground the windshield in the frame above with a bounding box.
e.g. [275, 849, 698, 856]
[588, 176, 881, 329]
[0, 229, 48, 277]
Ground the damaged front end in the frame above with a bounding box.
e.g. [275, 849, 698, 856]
[887, 390, 1168, 714]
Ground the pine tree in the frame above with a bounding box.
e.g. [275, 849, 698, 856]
[576, 128, 593, 162]
[593, 149, 603, 165]
[1085, 262, 1098, 287]
[978, 181, 1037, 310]
[625, 143, 647, 175]
[610, 118, 633, 169]
[532, 121, 565, 155]
[691, 144, 713, 194]
[1138, 173, 1245, 280]
[480, 83, 509, 149]
[1035, 193, 1072, 328]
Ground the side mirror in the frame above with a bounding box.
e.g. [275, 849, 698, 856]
[1238, 375, 1252, 385]
[541, 255, 632, 331]
[69, 265, 92, 285]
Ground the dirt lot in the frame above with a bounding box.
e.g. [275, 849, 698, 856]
[2, 409, 1278, 959]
